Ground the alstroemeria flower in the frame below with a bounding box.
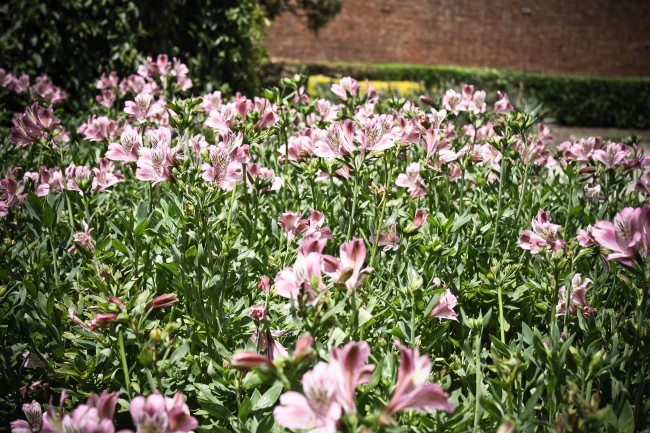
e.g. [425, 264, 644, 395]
[303, 209, 333, 242]
[32, 166, 64, 197]
[429, 289, 458, 321]
[556, 273, 596, 317]
[591, 205, 650, 267]
[274, 239, 327, 299]
[11, 401, 43, 433]
[105, 126, 142, 163]
[136, 128, 179, 184]
[396, 162, 427, 199]
[329, 341, 375, 413]
[78, 116, 119, 142]
[274, 362, 342, 433]
[371, 222, 400, 252]
[92, 158, 123, 193]
[278, 212, 309, 242]
[10, 103, 62, 147]
[67, 220, 95, 254]
[124, 93, 162, 123]
[518, 210, 565, 257]
[493, 91, 513, 114]
[43, 391, 120, 433]
[383, 343, 454, 419]
[323, 238, 373, 291]
[313, 120, 356, 159]
[124, 392, 198, 433]
[331, 77, 360, 100]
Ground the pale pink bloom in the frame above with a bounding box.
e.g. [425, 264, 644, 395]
[556, 274, 596, 317]
[314, 99, 339, 123]
[294, 334, 314, 359]
[65, 164, 92, 194]
[11, 401, 42, 433]
[278, 212, 309, 242]
[329, 341, 375, 413]
[592, 142, 629, 169]
[232, 352, 274, 369]
[125, 392, 198, 433]
[171, 58, 193, 90]
[383, 343, 454, 417]
[493, 91, 513, 114]
[448, 164, 462, 182]
[323, 238, 373, 291]
[200, 90, 223, 113]
[371, 222, 400, 252]
[429, 289, 458, 321]
[10, 103, 61, 146]
[274, 362, 342, 433]
[357, 116, 398, 153]
[275, 239, 328, 299]
[279, 135, 316, 162]
[465, 86, 486, 114]
[189, 134, 209, 160]
[0, 178, 26, 216]
[591, 205, 650, 267]
[577, 225, 596, 248]
[250, 304, 266, 321]
[246, 164, 283, 194]
[105, 126, 142, 163]
[204, 102, 238, 133]
[124, 93, 159, 123]
[96, 89, 116, 108]
[30, 75, 67, 105]
[92, 158, 123, 193]
[258, 275, 271, 293]
[252, 329, 288, 361]
[87, 313, 118, 330]
[67, 220, 94, 254]
[33, 166, 65, 197]
[95, 71, 119, 90]
[518, 210, 565, 257]
[136, 128, 179, 184]
[636, 172, 650, 195]
[411, 208, 428, 230]
[396, 162, 427, 199]
[42, 391, 119, 433]
[470, 143, 501, 175]
[331, 76, 360, 100]
[562, 137, 602, 162]
[6, 73, 30, 93]
[201, 142, 245, 190]
[254, 100, 279, 129]
[584, 183, 604, 203]
[313, 120, 356, 159]
[423, 129, 457, 168]
[79, 116, 119, 142]
[442, 89, 463, 115]
[146, 294, 179, 310]
[303, 209, 333, 242]
[119, 74, 157, 95]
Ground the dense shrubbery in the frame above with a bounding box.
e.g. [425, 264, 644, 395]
[262, 60, 650, 129]
[2, 58, 650, 433]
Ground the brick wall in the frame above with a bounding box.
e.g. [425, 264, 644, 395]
[264, 0, 650, 77]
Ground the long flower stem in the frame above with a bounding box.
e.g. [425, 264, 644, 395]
[346, 169, 360, 240]
[473, 332, 482, 431]
[490, 152, 508, 254]
[118, 329, 132, 399]
[497, 284, 505, 342]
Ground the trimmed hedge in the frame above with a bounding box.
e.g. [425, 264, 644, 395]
[261, 60, 650, 129]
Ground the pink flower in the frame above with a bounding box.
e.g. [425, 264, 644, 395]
[201, 133, 247, 190]
[429, 289, 458, 321]
[313, 120, 356, 159]
[357, 116, 398, 153]
[146, 294, 178, 310]
[258, 275, 271, 293]
[383, 343, 454, 418]
[252, 329, 289, 361]
[65, 164, 92, 194]
[0, 178, 26, 216]
[274, 240, 327, 299]
[124, 93, 161, 123]
[136, 128, 179, 184]
[31, 166, 64, 197]
[442, 89, 463, 115]
[577, 225, 596, 248]
[423, 129, 457, 168]
[396, 162, 427, 199]
[302, 209, 333, 242]
[105, 126, 142, 163]
[92, 158, 123, 193]
[371, 222, 400, 252]
[246, 163, 283, 194]
[10, 103, 61, 147]
[125, 392, 198, 433]
[493, 91, 513, 114]
[592, 142, 629, 169]
[232, 352, 274, 370]
[329, 341, 375, 413]
[11, 401, 42, 433]
[278, 212, 309, 242]
[30, 75, 66, 105]
[556, 274, 596, 317]
[43, 391, 119, 433]
[67, 220, 95, 254]
[412, 208, 428, 229]
[87, 313, 118, 330]
[518, 210, 565, 257]
[79, 116, 119, 142]
[274, 362, 342, 433]
[591, 205, 650, 267]
[636, 172, 650, 195]
[331, 77, 360, 100]
[250, 304, 267, 321]
[323, 238, 373, 291]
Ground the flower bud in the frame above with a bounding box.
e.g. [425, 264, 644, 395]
[149, 328, 162, 342]
[146, 294, 178, 311]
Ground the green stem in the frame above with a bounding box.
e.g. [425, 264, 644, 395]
[369, 156, 395, 268]
[490, 152, 508, 254]
[118, 329, 132, 398]
[473, 332, 482, 431]
[346, 168, 361, 240]
[497, 284, 505, 343]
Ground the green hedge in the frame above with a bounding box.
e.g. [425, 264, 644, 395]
[261, 60, 650, 129]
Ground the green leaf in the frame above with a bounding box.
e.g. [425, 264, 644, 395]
[254, 382, 283, 410]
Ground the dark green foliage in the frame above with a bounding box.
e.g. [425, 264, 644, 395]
[262, 60, 650, 128]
